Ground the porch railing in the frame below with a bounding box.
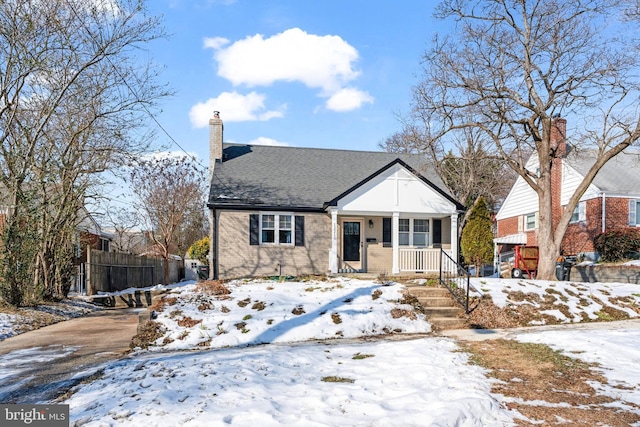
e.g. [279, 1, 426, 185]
[399, 248, 446, 272]
[439, 249, 481, 314]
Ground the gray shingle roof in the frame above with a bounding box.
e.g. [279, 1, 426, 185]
[208, 144, 458, 210]
[567, 149, 640, 196]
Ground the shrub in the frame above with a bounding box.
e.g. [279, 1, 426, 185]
[594, 228, 640, 262]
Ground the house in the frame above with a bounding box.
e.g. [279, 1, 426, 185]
[73, 207, 114, 294]
[495, 117, 640, 262]
[207, 112, 464, 280]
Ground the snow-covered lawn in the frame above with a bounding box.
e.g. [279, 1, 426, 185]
[4, 276, 640, 425]
[148, 277, 431, 351]
[471, 277, 640, 324]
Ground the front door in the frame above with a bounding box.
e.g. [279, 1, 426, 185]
[342, 221, 362, 270]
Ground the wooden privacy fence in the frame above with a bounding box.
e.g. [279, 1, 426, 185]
[86, 249, 184, 295]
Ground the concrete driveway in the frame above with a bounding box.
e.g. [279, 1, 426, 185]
[0, 308, 141, 403]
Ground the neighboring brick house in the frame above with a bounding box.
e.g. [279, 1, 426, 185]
[495, 118, 640, 261]
[207, 112, 465, 279]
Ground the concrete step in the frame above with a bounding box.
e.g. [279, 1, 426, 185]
[423, 306, 465, 318]
[429, 317, 468, 330]
[417, 296, 456, 307]
[405, 286, 450, 298]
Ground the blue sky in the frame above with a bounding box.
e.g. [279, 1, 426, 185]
[143, 0, 448, 166]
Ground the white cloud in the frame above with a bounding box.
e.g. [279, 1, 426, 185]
[189, 91, 285, 128]
[325, 87, 374, 112]
[203, 37, 228, 50]
[247, 137, 289, 147]
[207, 27, 361, 94]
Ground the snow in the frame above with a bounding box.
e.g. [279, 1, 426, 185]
[470, 277, 640, 323]
[3, 276, 640, 425]
[149, 277, 431, 351]
[67, 338, 515, 426]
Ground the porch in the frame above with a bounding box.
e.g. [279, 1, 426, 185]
[329, 213, 458, 275]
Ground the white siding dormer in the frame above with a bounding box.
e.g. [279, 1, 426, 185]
[496, 157, 539, 220]
[335, 163, 456, 215]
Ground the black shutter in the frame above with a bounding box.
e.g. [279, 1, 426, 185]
[295, 215, 305, 246]
[249, 214, 259, 245]
[433, 219, 442, 247]
[383, 217, 391, 247]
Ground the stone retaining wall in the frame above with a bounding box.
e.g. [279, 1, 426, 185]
[572, 265, 640, 284]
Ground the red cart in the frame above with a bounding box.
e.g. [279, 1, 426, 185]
[511, 245, 539, 279]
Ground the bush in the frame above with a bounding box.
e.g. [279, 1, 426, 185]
[594, 228, 640, 262]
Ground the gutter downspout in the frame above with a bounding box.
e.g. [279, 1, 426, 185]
[601, 192, 606, 233]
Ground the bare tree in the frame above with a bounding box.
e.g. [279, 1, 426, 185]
[0, 0, 169, 305]
[382, 123, 516, 218]
[412, 0, 640, 280]
[129, 155, 206, 285]
[102, 207, 147, 254]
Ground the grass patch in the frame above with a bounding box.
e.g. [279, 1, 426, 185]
[177, 316, 202, 327]
[150, 296, 178, 313]
[130, 321, 165, 349]
[237, 298, 251, 307]
[352, 353, 374, 360]
[372, 289, 382, 300]
[331, 313, 342, 324]
[292, 306, 305, 315]
[196, 280, 231, 297]
[243, 314, 253, 320]
[251, 301, 266, 311]
[321, 376, 354, 383]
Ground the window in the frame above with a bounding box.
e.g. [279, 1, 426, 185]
[250, 213, 301, 245]
[100, 238, 110, 252]
[190, 262, 198, 269]
[261, 214, 275, 243]
[630, 200, 640, 226]
[399, 219, 410, 246]
[570, 201, 586, 223]
[525, 213, 537, 230]
[399, 218, 429, 247]
[279, 215, 292, 244]
[413, 219, 429, 247]
[261, 214, 292, 244]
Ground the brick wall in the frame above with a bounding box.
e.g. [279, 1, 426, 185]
[561, 198, 600, 254]
[216, 210, 331, 279]
[604, 198, 630, 231]
[497, 216, 519, 237]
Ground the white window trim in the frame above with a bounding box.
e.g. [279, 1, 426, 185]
[398, 218, 430, 247]
[524, 212, 537, 231]
[570, 201, 587, 224]
[259, 212, 294, 245]
[630, 199, 640, 226]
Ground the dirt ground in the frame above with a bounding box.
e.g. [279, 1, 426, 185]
[461, 339, 640, 426]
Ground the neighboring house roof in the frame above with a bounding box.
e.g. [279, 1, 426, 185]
[208, 144, 461, 210]
[568, 149, 640, 196]
[496, 147, 640, 221]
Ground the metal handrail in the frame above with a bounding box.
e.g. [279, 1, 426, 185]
[439, 249, 481, 314]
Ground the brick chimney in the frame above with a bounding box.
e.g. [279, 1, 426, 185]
[550, 116, 567, 158]
[209, 111, 223, 179]
[550, 116, 567, 231]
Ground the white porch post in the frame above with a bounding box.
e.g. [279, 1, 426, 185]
[329, 209, 338, 274]
[450, 212, 458, 272]
[392, 212, 400, 274]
